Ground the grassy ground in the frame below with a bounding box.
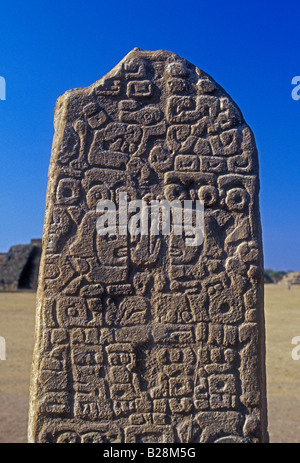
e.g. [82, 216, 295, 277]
[265, 285, 300, 443]
[0, 286, 299, 443]
[0, 292, 36, 443]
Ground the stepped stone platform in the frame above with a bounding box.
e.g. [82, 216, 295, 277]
[279, 272, 300, 287]
[0, 239, 42, 291]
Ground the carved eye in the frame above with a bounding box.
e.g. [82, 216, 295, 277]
[56, 178, 80, 204]
[225, 188, 249, 211]
[141, 112, 153, 124]
[219, 302, 231, 314]
[62, 187, 72, 198]
[215, 379, 226, 392]
[198, 185, 218, 207]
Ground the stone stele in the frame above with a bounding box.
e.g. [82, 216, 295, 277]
[28, 48, 268, 443]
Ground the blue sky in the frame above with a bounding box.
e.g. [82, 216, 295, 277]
[0, 0, 299, 270]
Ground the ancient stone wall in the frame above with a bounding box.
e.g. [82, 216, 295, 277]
[0, 239, 42, 291]
[279, 272, 300, 286]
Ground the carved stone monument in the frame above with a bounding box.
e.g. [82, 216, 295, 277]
[28, 49, 268, 443]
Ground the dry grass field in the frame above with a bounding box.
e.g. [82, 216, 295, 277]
[265, 285, 300, 443]
[0, 286, 299, 443]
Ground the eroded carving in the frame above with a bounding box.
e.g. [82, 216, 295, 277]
[28, 48, 268, 443]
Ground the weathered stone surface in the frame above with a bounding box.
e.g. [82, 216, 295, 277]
[0, 239, 42, 291]
[28, 49, 268, 443]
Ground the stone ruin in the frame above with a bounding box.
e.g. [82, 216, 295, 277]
[0, 239, 42, 291]
[279, 272, 300, 287]
[28, 49, 268, 443]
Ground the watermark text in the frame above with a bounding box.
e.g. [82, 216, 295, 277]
[291, 336, 300, 360]
[0, 76, 6, 100]
[0, 336, 6, 360]
[291, 76, 300, 101]
[96, 192, 204, 247]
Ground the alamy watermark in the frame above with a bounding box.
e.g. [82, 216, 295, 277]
[0, 336, 6, 360]
[0, 76, 6, 100]
[291, 336, 300, 360]
[96, 192, 205, 246]
[291, 76, 300, 101]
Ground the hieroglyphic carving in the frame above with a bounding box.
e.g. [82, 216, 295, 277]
[28, 49, 268, 443]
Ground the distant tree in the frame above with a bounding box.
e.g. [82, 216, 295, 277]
[264, 269, 287, 283]
[264, 271, 273, 284]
